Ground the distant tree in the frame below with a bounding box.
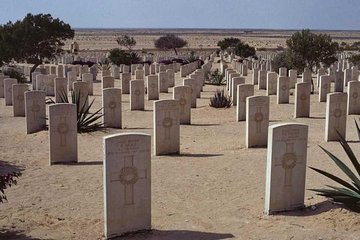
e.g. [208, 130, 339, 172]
[217, 37, 241, 51]
[233, 41, 256, 58]
[0, 13, 74, 81]
[116, 34, 136, 51]
[108, 48, 140, 66]
[286, 29, 339, 72]
[154, 34, 187, 55]
[271, 50, 295, 73]
[348, 54, 360, 67]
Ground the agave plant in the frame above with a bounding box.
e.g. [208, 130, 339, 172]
[209, 89, 232, 108]
[309, 132, 360, 211]
[58, 89, 104, 133]
[0, 171, 21, 203]
[207, 69, 225, 85]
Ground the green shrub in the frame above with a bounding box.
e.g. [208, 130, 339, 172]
[0, 171, 21, 203]
[108, 48, 140, 66]
[207, 69, 225, 85]
[3, 68, 27, 83]
[209, 89, 231, 108]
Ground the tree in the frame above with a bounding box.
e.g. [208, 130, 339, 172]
[233, 41, 256, 58]
[348, 54, 360, 67]
[116, 34, 136, 51]
[0, 13, 74, 81]
[286, 29, 339, 72]
[154, 34, 187, 55]
[217, 37, 241, 51]
[108, 48, 140, 66]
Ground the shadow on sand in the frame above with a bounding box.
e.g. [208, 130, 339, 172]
[275, 200, 345, 217]
[0, 229, 42, 240]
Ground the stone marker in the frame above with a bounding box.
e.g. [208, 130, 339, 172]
[246, 96, 270, 148]
[130, 80, 144, 110]
[319, 75, 331, 102]
[344, 69, 351, 87]
[103, 88, 122, 128]
[102, 76, 115, 89]
[147, 75, 159, 100]
[67, 71, 77, 91]
[4, 78, 17, 105]
[279, 67, 287, 77]
[325, 92, 347, 141]
[258, 70, 267, 89]
[277, 76, 290, 104]
[158, 71, 168, 93]
[183, 78, 197, 108]
[232, 77, 245, 105]
[302, 68, 312, 83]
[135, 69, 144, 80]
[236, 84, 254, 122]
[265, 123, 308, 215]
[0, 75, 9, 98]
[167, 69, 175, 87]
[347, 81, 360, 115]
[12, 84, 29, 116]
[121, 73, 131, 94]
[25, 91, 46, 134]
[82, 73, 93, 95]
[289, 69, 297, 89]
[49, 103, 77, 164]
[73, 81, 89, 109]
[154, 100, 180, 155]
[335, 70, 344, 92]
[294, 83, 311, 118]
[173, 86, 191, 124]
[103, 133, 151, 239]
[252, 68, 259, 85]
[267, 72, 278, 95]
[54, 77, 68, 103]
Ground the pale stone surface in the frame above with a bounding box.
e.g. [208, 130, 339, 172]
[267, 72, 278, 95]
[252, 68, 259, 85]
[325, 92, 347, 141]
[154, 100, 180, 155]
[265, 123, 308, 215]
[146, 75, 159, 100]
[167, 69, 175, 87]
[289, 69, 297, 89]
[12, 84, 30, 117]
[302, 68, 312, 83]
[183, 78, 197, 108]
[279, 67, 287, 77]
[294, 82, 311, 118]
[103, 88, 122, 128]
[57, 65, 64, 78]
[335, 70, 344, 92]
[36, 74, 47, 91]
[0, 75, 9, 98]
[344, 69, 351, 87]
[103, 133, 151, 239]
[277, 76, 290, 104]
[49, 103, 77, 165]
[173, 86, 191, 124]
[73, 81, 89, 109]
[102, 76, 115, 90]
[4, 78, 18, 106]
[67, 71, 77, 91]
[319, 75, 331, 102]
[54, 77, 68, 103]
[258, 70, 267, 89]
[130, 80, 145, 110]
[102, 69, 111, 78]
[135, 69, 144, 80]
[45, 74, 56, 96]
[236, 84, 254, 122]
[190, 73, 202, 98]
[246, 96, 269, 148]
[347, 81, 360, 115]
[228, 73, 240, 97]
[316, 68, 326, 87]
[158, 71, 168, 93]
[82, 73, 93, 95]
[121, 73, 131, 94]
[25, 90, 46, 134]
[231, 77, 245, 105]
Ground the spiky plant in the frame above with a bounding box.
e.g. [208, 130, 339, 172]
[355, 119, 360, 140]
[209, 89, 232, 108]
[207, 69, 225, 85]
[58, 89, 104, 133]
[309, 132, 360, 211]
[0, 171, 21, 203]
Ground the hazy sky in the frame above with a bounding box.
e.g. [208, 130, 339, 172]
[1, 0, 359, 30]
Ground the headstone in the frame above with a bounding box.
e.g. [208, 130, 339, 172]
[236, 84, 254, 122]
[316, 68, 326, 87]
[82, 73, 93, 95]
[325, 92, 347, 141]
[258, 70, 267, 89]
[103, 133, 151, 238]
[302, 68, 312, 83]
[277, 76, 290, 104]
[12, 84, 30, 116]
[265, 123, 308, 214]
[166, 69, 175, 88]
[54, 77, 68, 103]
[246, 96, 270, 148]
[154, 100, 180, 155]
[4, 78, 18, 105]
[146, 75, 159, 100]
[279, 67, 287, 77]
[158, 71, 168, 93]
[319, 75, 331, 102]
[173, 86, 191, 124]
[102, 76, 115, 89]
[121, 73, 131, 94]
[294, 83, 311, 118]
[267, 72, 278, 95]
[135, 69, 144, 80]
[130, 80, 145, 110]
[347, 81, 360, 115]
[73, 81, 89, 109]
[344, 69, 351, 87]
[183, 78, 197, 108]
[252, 68, 259, 85]
[334, 70, 344, 92]
[289, 69, 297, 89]
[25, 90, 46, 134]
[67, 71, 77, 91]
[103, 88, 122, 128]
[56, 65, 64, 78]
[49, 103, 77, 164]
[0, 75, 10, 98]
[231, 77, 245, 105]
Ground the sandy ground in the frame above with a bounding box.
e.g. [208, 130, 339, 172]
[0, 59, 360, 240]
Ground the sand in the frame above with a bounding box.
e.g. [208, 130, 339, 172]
[1, 31, 360, 239]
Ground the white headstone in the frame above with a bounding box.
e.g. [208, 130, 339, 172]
[347, 81, 360, 115]
[103, 88, 122, 128]
[25, 90, 46, 134]
[173, 86, 191, 124]
[325, 92, 347, 141]
[130, 80, 145, 110]
[236, 84, 254, 122]
[294, 83, 311, 118]
[4, 78, 18, 106]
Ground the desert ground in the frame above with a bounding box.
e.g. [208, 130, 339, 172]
[1, 30, 360, 240]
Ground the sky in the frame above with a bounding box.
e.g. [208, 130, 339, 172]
[0, 0, 360, 30]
